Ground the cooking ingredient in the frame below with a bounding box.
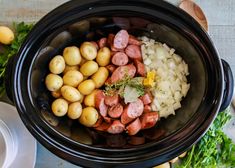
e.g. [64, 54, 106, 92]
[96, 47, 111, 66]
[90, 41, 99, 50]
[153, 162, 170, 168]
[45, 73, 63, 91]
[63, 65, 79, 74]
[125, 44, 142, 60]
[0, 23, 33, 96]
[61, 85, 82, 102]
[49, 55, 65, 74]
[98, 37, 107, 48]
[107, 120, 125, 134]
[140, 92, 153, 105]
[140, 36, 190, 118]
[51, 98, 68, 117]
[110, 64, 136, 83]
[108, 103, 123, 118]
[95, 90, 108, 117]
[91, 67, 109, 88]
[123, 85, 140, 104]
[0, 26, 14, 45]
[79, 107, 99, 127]
[126, 118, 142, 136]
[139, 112, 159, 129]
[176, 110, 235, 168]
[80, 60, 99, 76]
[80, 42, 97, 60]
[128, 35, 141, 46]
[84, 90, 97, 107]
[63, 70, 83, 87]
[106, 64, 116, 73]
[78, 79, 96, 95]
[63, 46, 81, 65]
[113, 29, 129, 49]
[104, 93, 119, 106]
[143, 71, 156, 87]
[51, 90, 61, 98]
[67, 102, 82, 119]
[78, 94, 84, 103]
[111, 52, 129, 66]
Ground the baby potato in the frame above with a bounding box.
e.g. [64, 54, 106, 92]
[63, 70, 84, 87]
[45, 73, 63, 91]
[78, 79, 96, 95]
[49, 55, 65, 74]
[51, 90, 61, 98]
[91, 67, 109, 88]
[80, 42, 97, 60]
[61, 85, 82, 102]
[63, 65, 79, 75]
[79, 57, 87, 66]
[80, 60, 98, 76]
[67, 102, 82, 119]
[63, 46, 82, 65]
[0, 26, 14, 45]
[84, 90, 98, 107]
[78, 94, 84, 103]
[96, 47, 111, 66]
[51, 98, 68, 117]
[79, 107, 98, 127]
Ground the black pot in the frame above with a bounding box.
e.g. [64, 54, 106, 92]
[5, 0, 234, 167]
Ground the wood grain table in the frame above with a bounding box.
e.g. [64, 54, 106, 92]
[0, 0, 235, 167]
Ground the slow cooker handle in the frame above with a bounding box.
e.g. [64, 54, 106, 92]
[220, 59, 234, 112]
[4, 55, 15, 103]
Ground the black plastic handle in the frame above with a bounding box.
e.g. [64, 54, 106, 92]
[4, 54, 16, 103]
[219, 59, 234, 112]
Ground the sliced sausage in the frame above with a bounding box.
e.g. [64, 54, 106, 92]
[110, 44, 124, 52]
[106, 134, 126, 147]
[113, 30, 129, 49]
[140, 112, 159, 130]
[128, 35, 141, 46]
[126, 118, 142, 136]
[112, 52, 129, 66]
[111, 64, 136, 83]
[105, 93, 119, 106]
[95, 90, 108, 117]
[125, 44, 142, 60]
[107, 120, 125, 134]
[128, 136, 145, 145]
[98, 37, 107, 48]
[92, 115, 103, 127]
[107, 33, 115, 47]
[105, 77, 112, 85]
[144, 105, 151, 113]
[121, 98, 144, 124]
[90, 41, 99, 50]
[140, 92, 153, 105]
[134, 59, 146, 77]
[108, 103, 123, 118]
[94, 122, 111, 132]
[106, 64, 116, 73]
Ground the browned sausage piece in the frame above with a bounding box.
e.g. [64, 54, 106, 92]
[92, 115, 103, 127]
[126, 118, 142, 136]
[128, 35, 141, 46]
[108, 103, 123, 118]
[125, 44, 142, 60]
[103, 116, 112, 123]
[121, 98, 144, 125]
[90, 41, 99, 50]
[112, 52, 129, 66]
[105, 77, 112, 85]
[107, 33, 115, 47]
[106, 64, 116, 73]
[144, 105, 151, 113]
[95, 90, 108, 117]
[111, 64, 136, 83]
[105, 93, 119, 106]
[113, 30, 129, 49]
[140, 92, 153, 105]
[98, 37, 107, 48]
[128, 136, 145, 145]
[139, 112, 159, 130]
[107, 120, 125, 134]
[94, 122, 111, 132]
[134, 59, 146, 77]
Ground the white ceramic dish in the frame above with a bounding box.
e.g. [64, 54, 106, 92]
[0, 102, 37, 168]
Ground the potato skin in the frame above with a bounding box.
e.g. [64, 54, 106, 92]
[84, 90, 98, 107]
[51, 90, 61, 98]
[80, 60, 98, 76]
[51, 98, 68, 117]
[78, 79, 96, 95]
[45, 73, 63, 91]
[61, 85, 82, 102]
[79, 107, 98, 127]
[49, 55, 66, 74]
[63, 65, 79, 75]
[96, 47, 111, 66]
[80, 42, 97, 60]
[0, 26, 14, 45]
[63, 70, 84, 87]
[67, 102, 82, 119]
[63, 46, 82, 65]
[91, 67, 109, 88]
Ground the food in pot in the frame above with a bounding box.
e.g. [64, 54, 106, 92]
[44, 29, 190, 137]
[0, 26, 15, 45]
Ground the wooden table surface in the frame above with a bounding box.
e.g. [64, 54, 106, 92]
[0, 0, 235, 167]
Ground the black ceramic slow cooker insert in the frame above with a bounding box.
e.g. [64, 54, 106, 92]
[5, 0, 234, 167]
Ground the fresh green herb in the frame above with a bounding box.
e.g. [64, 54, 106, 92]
[176, 109, 235, 168]
[0, 22, 34, 96]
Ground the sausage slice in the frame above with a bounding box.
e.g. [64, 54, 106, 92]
[134, 59, 146, 77]
[125, 44, 142, 60]
[128, 35, 141, 46]
[140, 92, 153, 105]
[139, 112, 159, 130]
[111, 64, 136, 83]
[106, 64, 116, 73]
[98, 37, 107, 48]
[108, 103, 123, 118]
[95, 90, 108, 117]
[105, 93, 119, 106]
[107, 120, 125, 134]
[113, 30, 129, 49]
[112, 52, 129, 66]
[126, 118, 142, 136]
